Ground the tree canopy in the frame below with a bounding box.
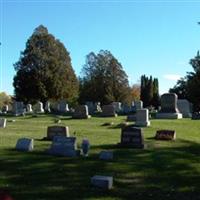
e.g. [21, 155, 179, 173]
[170, 51, 200, 111]
[13, 25, 79, 105]
[79, 50, 131, 105]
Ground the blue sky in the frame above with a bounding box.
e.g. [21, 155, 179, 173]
[1, 0, 200, 95]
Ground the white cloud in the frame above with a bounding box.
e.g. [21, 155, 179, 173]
[163, 74, 181, 81]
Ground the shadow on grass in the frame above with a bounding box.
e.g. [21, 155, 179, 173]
[1, 139, 200, 200]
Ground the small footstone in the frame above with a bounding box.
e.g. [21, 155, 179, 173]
[99, 151, 113, 160]
[91, 175, 113, 189]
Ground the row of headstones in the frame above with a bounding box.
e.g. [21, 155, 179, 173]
[2, 101, 70, 116]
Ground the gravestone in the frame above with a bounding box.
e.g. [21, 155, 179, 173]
[86, 101, 95, 115]
[45, 102, 51, 113]
[155, 130, 176, 140]
[94, 102, 102, 112]
[91, 175, 113, 190]
[99, 151, 113, 160]
[135, 100, 143, 110]
[48, 136, 80, 157]
[192, 112, 200, 120]
[101, 105, 117, 117]
[118, 125, 144, 148]
[72, 105, 91, 119]
[46, 126, 69, 140]
[12, 101, 24, 116]
[177, 99, 192, 118]
[135, 109, 150, 127]
[156, 93, 182, 119]
[57, 101, 69, 113]
[33, 102, 44, 113]
[0, 118, 7, 128]
[16, 138, 34, 151]
[26, 104, 33, 113]
[111, 102, 122, 113]
[121, 104, 131, 114]
[2, 105, 9, 113]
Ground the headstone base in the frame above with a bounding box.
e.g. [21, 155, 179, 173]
[101, 114, 118, 117]
[117, 142, 144, 149]
[48, 149, 80, 157]
[156, 113, 182, 119]
[135, 121, 150, 127]
[72, 115, 91, 119]
[91, 175, 113, 189]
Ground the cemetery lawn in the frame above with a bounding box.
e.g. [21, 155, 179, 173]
[1, 115, 200, 200]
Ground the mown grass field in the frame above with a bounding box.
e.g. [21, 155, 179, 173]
[0, 114, 200, 200]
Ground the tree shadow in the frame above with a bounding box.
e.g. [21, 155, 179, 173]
[0, 139, 200, 199]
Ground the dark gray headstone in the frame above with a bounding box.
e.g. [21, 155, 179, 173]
[91, 175, 113, 189]
[160, 93, 179, 113]
[48, 136, 79, 157]
[73, 105, 91, 119]
[101, 105, 117, 117]
[118, 125, 144, 148]
[47, 126, 69, 140]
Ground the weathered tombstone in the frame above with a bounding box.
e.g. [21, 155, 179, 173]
[135, 100, 143, 110]
[101, 105, 117, 117]
[81, 139, 90, 156]
[155, 130, 176, 140]
[46, 126, 69, 140]
[177, 99, 192, 118]
[0, 118, 7, 128]
[135, 109, 150, 127]
[44, 102, 51, 113]
[91, 175, 113, 190]
[2, 105, 9, 113]
[99, 151, 113, 160]
[72, 105, 91, 119]
[111, 102, 122, 113]
[57, 100, 69, 113]
[122, 104, 131, 114]
[85, 101, 95, 115]
[118, 125, 144, 148]
[33, 102, 44, 113]
[192, 112, 200, 120]
[26, 104, 33, 113]
[48, 136, 80, 157]
[156, 93, 182, 119]
[12, 101, 24, 116]
[16, 138, 34, 151]
[94, 102, 102, 112]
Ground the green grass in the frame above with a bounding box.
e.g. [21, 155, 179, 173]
[0, 114, 200, 200]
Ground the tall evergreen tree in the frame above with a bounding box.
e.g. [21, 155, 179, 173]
[140, 75, 159, 108]
[79, 50, 130, 104]
[13, 25, 79, 105]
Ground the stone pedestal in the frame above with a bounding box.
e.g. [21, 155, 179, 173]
[135, 109, 150, 127]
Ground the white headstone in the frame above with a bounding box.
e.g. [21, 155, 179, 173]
[26, 104, 33, 113]
[0, 118, 7, 128]
[135, 109, 150, 127]
[16, 138, 34, 151]
[177, 99, 192, 118]
[34, 102, 44, 113]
